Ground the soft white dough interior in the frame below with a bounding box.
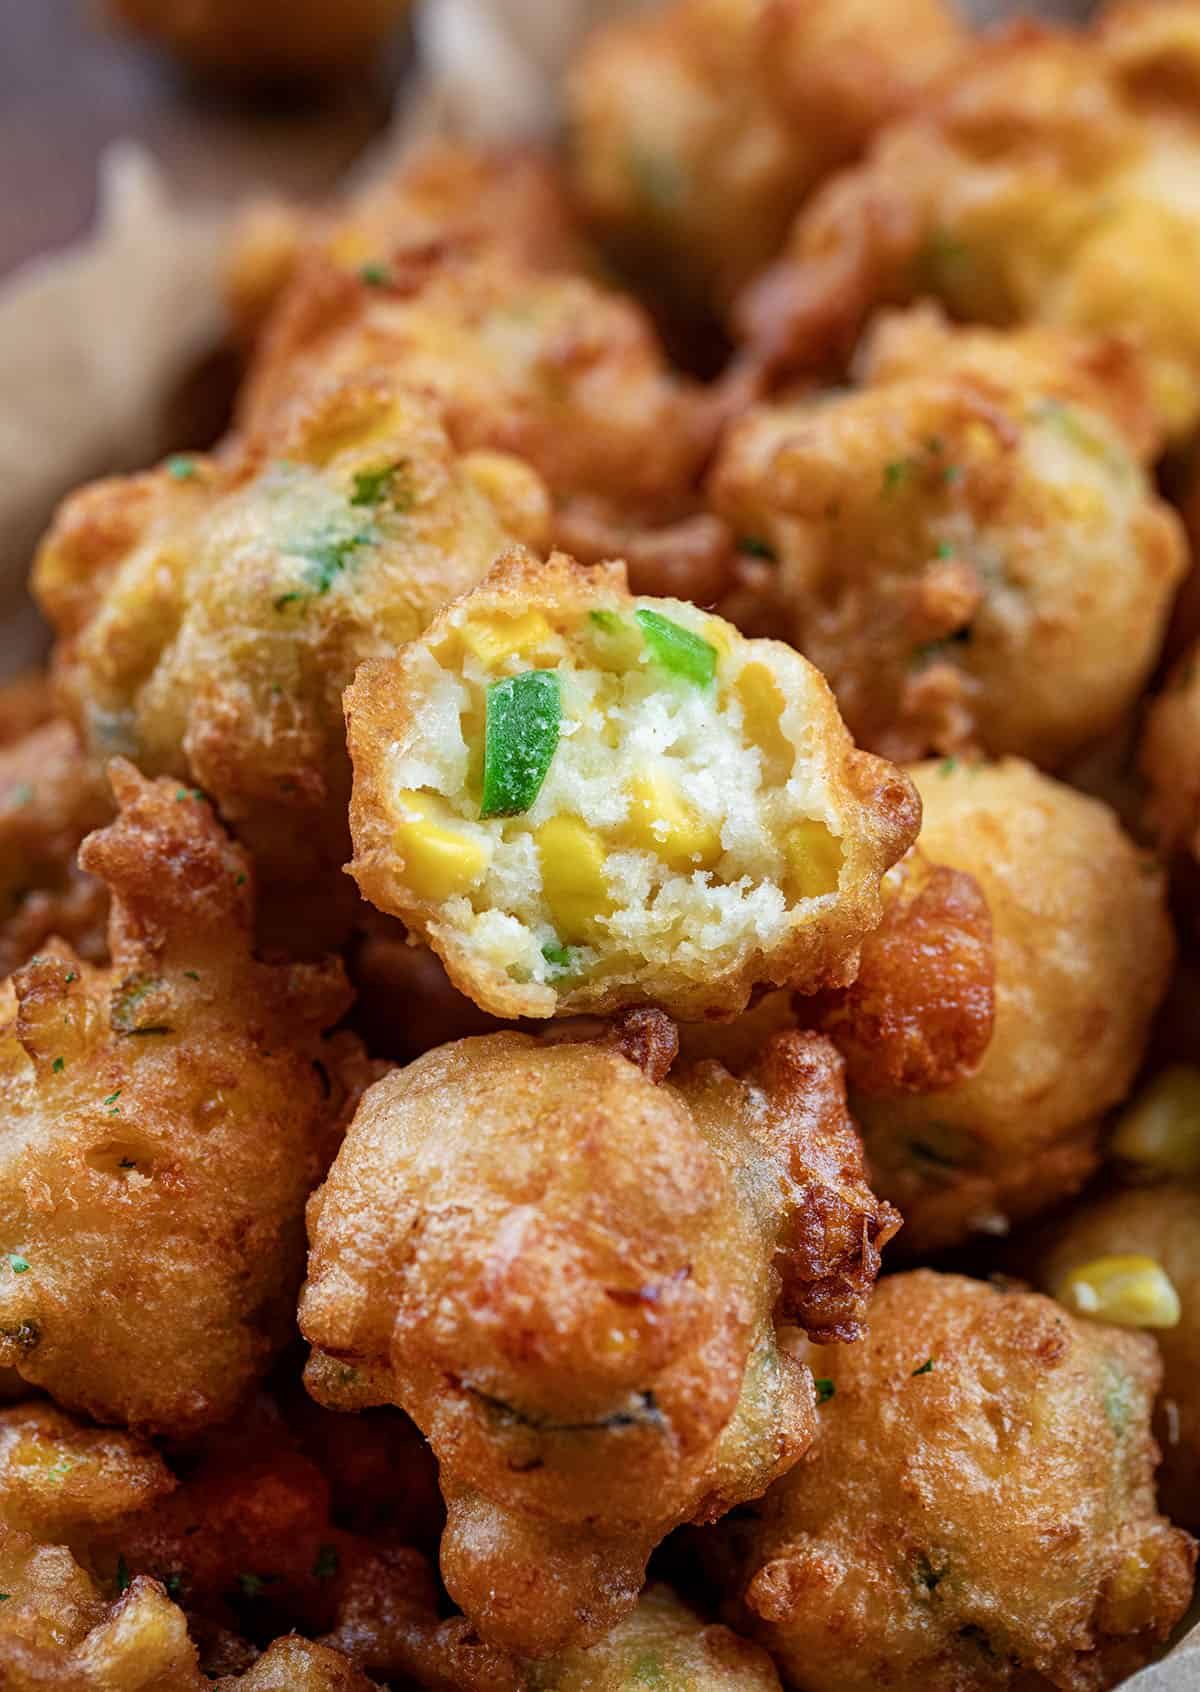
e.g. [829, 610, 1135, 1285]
[387, 596, 844, 990]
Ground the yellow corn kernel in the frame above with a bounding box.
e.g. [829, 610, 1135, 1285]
[784, 819, 843, 900]
[536, 816, 614, 943]
[735, 663, 793, 777]
[624, 772, 721, 871]
[703, 616, 734, 659]
[461, 451, 551, 552]
[1056, 1256, 1181, 1330]
[459, 611, 556, 667]
[1110, 1066, 1200, 1176]
[394, 791, 490, 903]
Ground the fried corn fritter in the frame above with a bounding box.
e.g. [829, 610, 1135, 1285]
[739, 10, 1200, 441]
[703, 1271, 1195, 1692]
[344, 550, 919, 1020]
[566, 0, 964, 320]
[1142, 640, 1200, 877]
[225, 144, 587, 356]
[0, 674, 56, 749]
[108, 0, 409, 80]
[34, 373, 546, 924]
[0, 720, 112, 978]
[238, 238, 711, 543]
[713, 308, 1186, 765]
[301, 1016, 897, 1653]
[1030, 1152, 1200, 1531]
[0, 761, 372, 1435]
[853, 759, 1173, 1255]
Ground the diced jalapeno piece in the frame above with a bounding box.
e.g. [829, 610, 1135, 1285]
[541, 942, 576, 975]
[481, 670, 561, 818]
[634, 608, 717, 687]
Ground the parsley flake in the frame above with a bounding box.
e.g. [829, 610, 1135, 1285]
[8, 1256, 29, 1274]
[103, 1089, 121, 1107]
[359, 261, 393, 288]
[814, 1378, 836, 1405]
[167, 456, 197, 481]
[5, 784, 32, 809]
[938, 757, 957, 777]
[51, 1057, 64, 1074]
[237, 1573, 267, 1598]
[115, 1555, 131, 1594]
[883, 459, 912, 494]
[738, 535, 778, 562]
[912, 1358, 935, 1377]
[313, 1544, 339, 1580]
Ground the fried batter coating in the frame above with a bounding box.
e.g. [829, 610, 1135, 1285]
[702, 1270, 1195, 1692]
[740, 14, 1200, 441]
[238, 240, 710, 536]
[802, 845, 995, 1097]
[0, 761, 370, 1435]
[1032, 1178, 1200, 1532]
[0, 1526, 201, 1691]
[0, 673, 56, 748]
[300, 1019, 897, 1652]
[216, 1638, 379, 1691]
[34, 373, 546, 915]
[0, 1401, 172, 1548]
[225, 145, 586, 355]
[345, 550, 919, 1021]
[566, 0, 964, 320]
[108, 0, 409, 81]
[712, 308, 1186, 764]
[0, 721, 112, 978]
[854, 759, 1173, 1255]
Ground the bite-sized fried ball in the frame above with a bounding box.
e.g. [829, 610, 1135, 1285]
[853, 759, 1173, 1255]
[34, 373, 547, 922]
[325, 1560, 783, 1692]
[566, 0, 964, 320]
[738, 13, 1200, 441]
[703, 1271, 1195, 1692]
[238, 238, 712, 541]
[0, 761, 373, 1436]
[0, 1524, 201, 1691]
[344, 550, 919, 1021]
[225, 144, 587, 355]
[802, 844, 995, 1097]
[0, 720, 112, 977]
[107, 0, 409, 81]
[1142, 640, 1200, 868]
[713, 308, 1186, 764]
[1029, 1156, 1200, 1529]
[216, 1638, 378, 1691]
[0, 1401, 172, 1548]
[301, 1016, 898, 1653]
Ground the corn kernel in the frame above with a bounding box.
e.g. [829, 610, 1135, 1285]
[703, 616, 733, 658]
[1056, 1256, 1181, 1330]
[785, 819, 843, 900]
[1110, 1066, 1200, 1176]
[536, 816, 614, 943]
[394, 791, 490, 903]
[622, 772, 721, 871]
[735, 663, 793, 777]
[459, 612, 556, 667]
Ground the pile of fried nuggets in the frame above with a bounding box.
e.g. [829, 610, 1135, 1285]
[12, 0, 1200, 1686]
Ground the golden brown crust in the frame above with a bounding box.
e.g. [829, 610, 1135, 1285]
[566, 0, 964, 318]
[801, 846, 995, 1097]
[345, 548, 920, 1021]
[300, 1023, 892, 1653]
[1142, 640, 1200, 864]
[0, 762, 369, 1435]
[712, 309, 1186, 765]
[702, 1271, 1196, 1692]
[855, 760, 1174, 1255]
[33, 374, 539, 922]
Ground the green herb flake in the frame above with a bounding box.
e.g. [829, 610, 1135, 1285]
[47, 1457, 74, 1483]
[64, 972, 77, 985]
[883, 459, 913, 494]
[237, 1573, 266, 1599]
[938, 757, 958, 777]
[235, 872, 247, 887]
[313, 1544, 339, 1581]
[632, 1651, 665, 1687]
[814, 1377, 836, 1405]
[912, 1358, 935, 1377]
[350, 460, 412, 510]
[103, 1090, 122, 1108]
[118, 1158, 136, 1171]
[4, 784, 32, 809]
[738, 535, 778, 562]
[589, 609, 622, 634]
[164, 1573, 182, 1597]
[166, 455, 197, 481]
[359, 261, 393, 288]
[0, 1594, 9, 1602]
[184, 971, 200, 981]
[8, 1256, 29, 1275]
[936, 541, 955, 559]
[51, 1057, 64, 1074]
[115, 1556, 131, 1595]
[635, 608, 717, 688]
[480, 670, 562, 819]
[942, 464, 962, 486]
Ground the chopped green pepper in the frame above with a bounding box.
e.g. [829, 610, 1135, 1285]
[815, 1377, 835, 1405]
[634, 609, 717, 687]
[480, 671, 561, 819]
